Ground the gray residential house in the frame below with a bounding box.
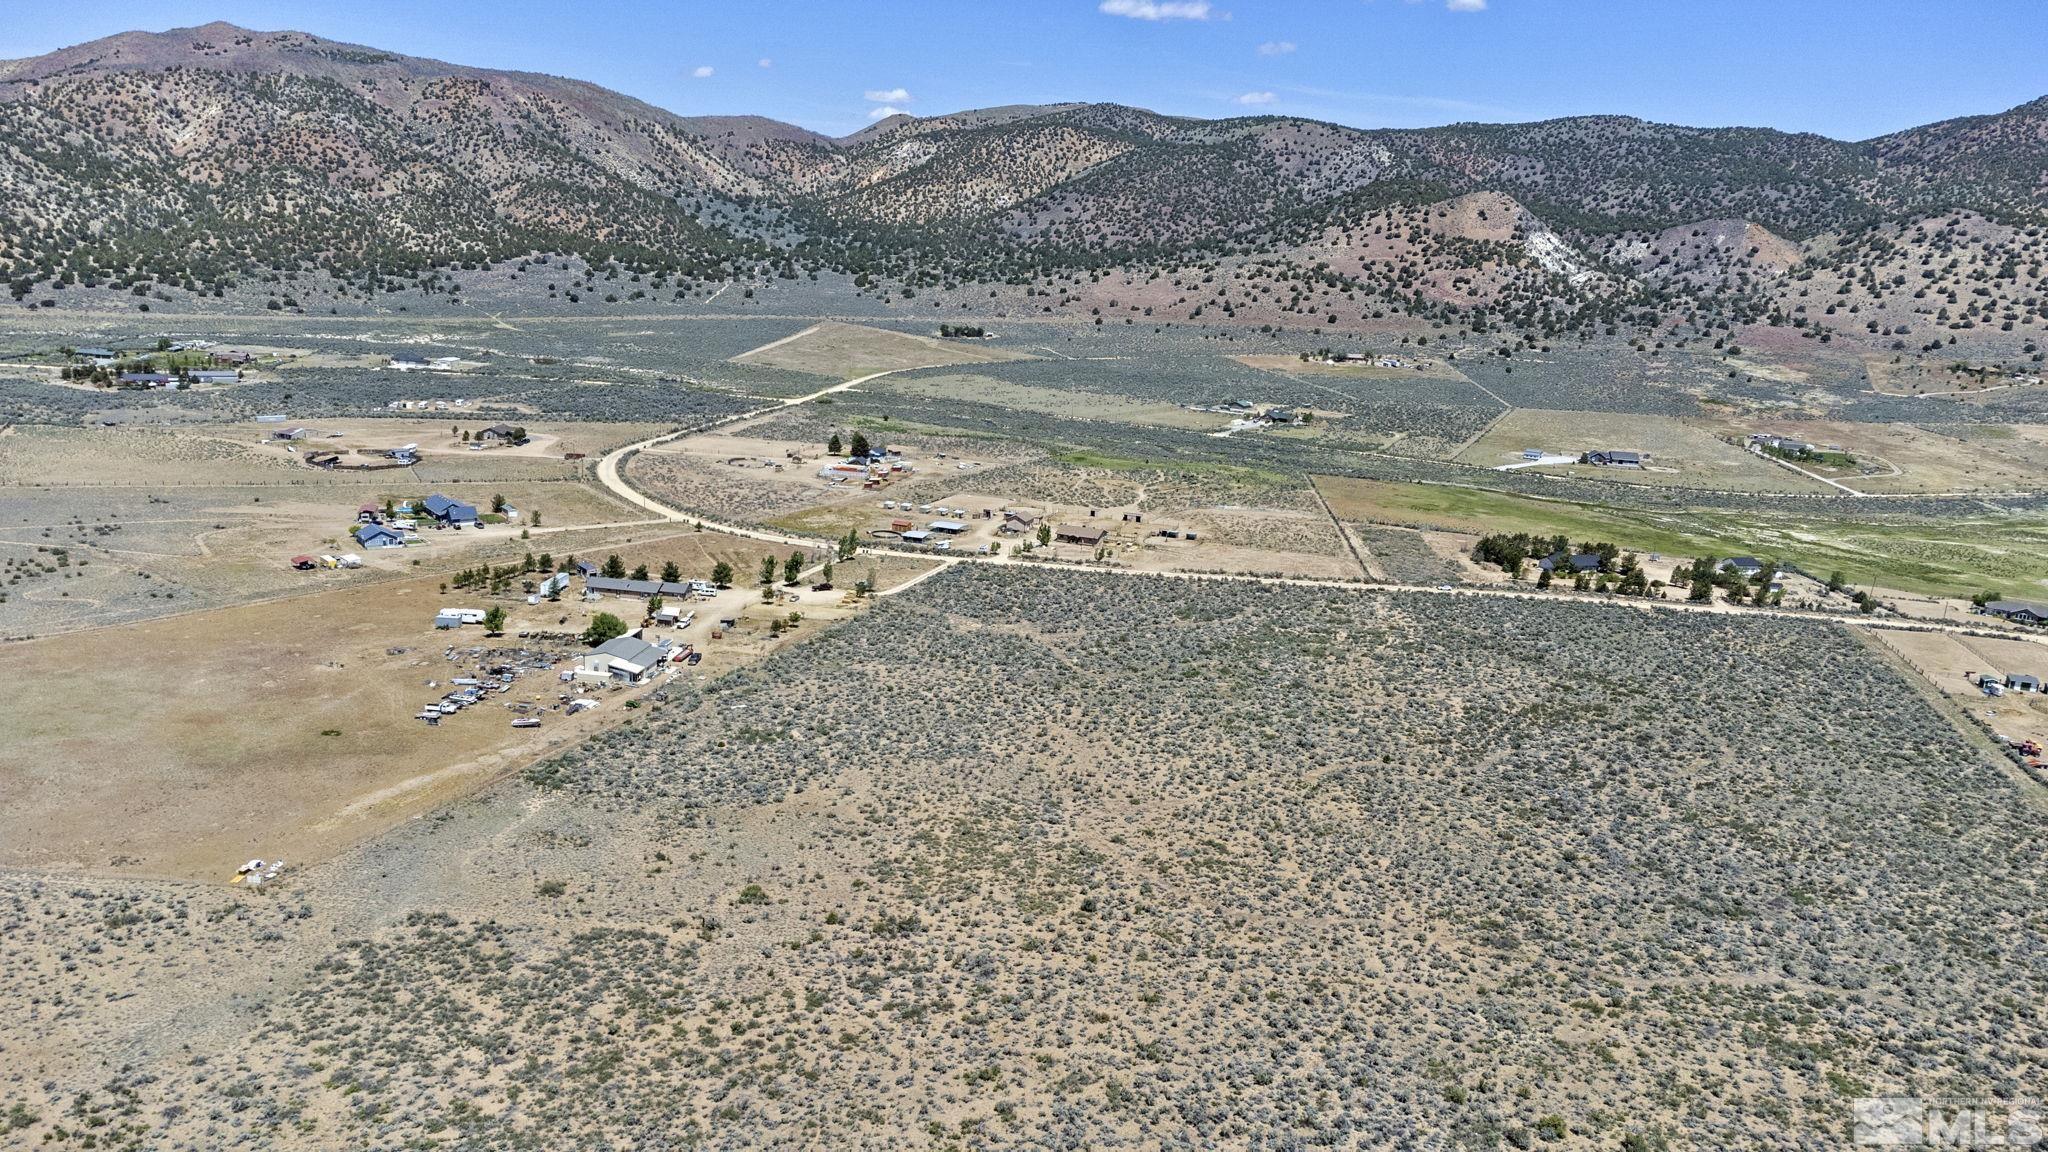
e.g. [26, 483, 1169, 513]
[1581, 450, 1645, 468]
[1983, 600, 2048, 626]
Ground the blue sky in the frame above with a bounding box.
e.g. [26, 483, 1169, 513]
[4, 1, 2043, 139]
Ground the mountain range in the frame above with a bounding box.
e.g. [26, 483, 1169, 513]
[3, 22, 2044, 344]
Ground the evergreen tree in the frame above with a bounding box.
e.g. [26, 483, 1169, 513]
[581, 612, 627, 646]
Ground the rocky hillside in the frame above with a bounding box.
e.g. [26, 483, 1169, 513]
[1, 22, 2043, 343]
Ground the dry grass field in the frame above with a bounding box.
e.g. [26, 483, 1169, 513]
[0, 570, 612, 880]
[1673, 414, 2048, 494]
[1867, 627, 2048, 755]
[0, 528, 876, 882]
[874, 372, 1230, 430]
[1454, 409, 1826, 492]
[0, 424, 300, 486]
[0, 478, 653, 636]
[2, 569, 2039, 1150]
[731, 321, 1026, 379]
[1756, 421, 2048, 494]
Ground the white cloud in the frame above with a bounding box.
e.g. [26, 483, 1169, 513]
[864, 87, 912, 104]
[1256, 40, 1296, 56]
[691, 65, 715, 78]
[1234, 91, 1277, 105]
[1098, 0, 1211, 21]
[758, 58, 773, 69]
[867, 105, 908, 121]
[1446, 0, 1487, 10]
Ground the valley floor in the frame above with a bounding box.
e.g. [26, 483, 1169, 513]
[3, 305, 2047, 1150]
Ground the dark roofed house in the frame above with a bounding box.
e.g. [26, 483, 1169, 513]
[1582, 450, 1645, 467]
[119, 372, 173, 387]
[422, 493, 478, 524]
[1983, 600, 2048, 626]
[478, 423, 523, 443]
[1539, 551, 1603, 574]
[74, 347, 115, 360]
[1721, 557, 1765, 577]
[1054, 524, 1107, 546]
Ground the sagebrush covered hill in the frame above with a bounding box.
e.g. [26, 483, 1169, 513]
[3, 22, 2045, 351]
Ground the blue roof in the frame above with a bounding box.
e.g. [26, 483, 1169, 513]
[423, 493, 477, 520]
[355, 523, 403, 546]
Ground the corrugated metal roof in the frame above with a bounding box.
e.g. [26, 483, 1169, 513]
[592, 635, 665, 670]
[587, 576, 693, 596]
